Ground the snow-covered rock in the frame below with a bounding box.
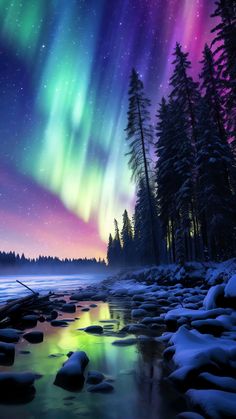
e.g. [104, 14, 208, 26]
[198, 372, 236, 393]
[131, 308, 147, 318]
[203, 284, 225, 310]
[225, 274, 236, 298]
[186, 389, 236, 419]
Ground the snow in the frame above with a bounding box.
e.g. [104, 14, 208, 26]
[198, 372, 236, 393]
[186, 389, 236, 419]
[203, 284, 225, 309]
[167, 326, 236, 383]
[164, 307, 231, 322]
[224, 274, 236, 298]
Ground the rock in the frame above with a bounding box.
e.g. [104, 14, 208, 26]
[54, 351, 89, 391]
[131, 309, 147, 318]
[139, 303, 157, 311]
[0, 328, 21, 343]
[87, 381, 114, 393]
[177, 412, 205, 419]
[51, 320, 68, 327]
[112, 338, 137, 346]
[50, 310, 58, 320]
[86, 371, 105, 384]
[132, 295, 145, 302]
[91, 293, 107, 301]
[21, 315, 38, 328]
[90, 304, 97, 308]
[61, 303, 76, 313]
[38, 315, 46, 322]
[191, 319, 225, 336]
[84, 325, 103, 334]
[224, 275, 236, 308]
[48, 353, 64, 358]
[23, 331, 44, 344]
[0, 371, 41, 403]
[0, 342, 15, 365]
[203, 284, 225, 310]
[70, 291, 94, 301]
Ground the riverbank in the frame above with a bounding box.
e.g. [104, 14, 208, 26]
[0, 260, 236, 418]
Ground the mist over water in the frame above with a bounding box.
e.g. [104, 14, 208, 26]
[0, 273, 107, 302]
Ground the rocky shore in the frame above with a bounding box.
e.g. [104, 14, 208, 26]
[0, 260, 236, 418]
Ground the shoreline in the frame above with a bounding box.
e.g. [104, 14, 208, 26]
[0, 260, 236, 418]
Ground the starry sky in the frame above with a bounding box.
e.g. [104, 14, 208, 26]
[0, 0, 216, 260]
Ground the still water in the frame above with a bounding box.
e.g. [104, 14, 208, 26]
[0, 276, 175, 419]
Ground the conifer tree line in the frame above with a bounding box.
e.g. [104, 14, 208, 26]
[107, 0, 236, 267]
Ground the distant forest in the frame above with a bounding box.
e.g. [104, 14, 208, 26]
[107, 1, 236, 267]
[0, 251, 106, 269]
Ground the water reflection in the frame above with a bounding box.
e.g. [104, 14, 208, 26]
[0, 300, 173, 419]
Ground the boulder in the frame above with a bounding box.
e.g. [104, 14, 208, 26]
[87, 381, 114, 393]
[112, 338, 137, 346]
[131, 309, 147, 318]
[0, 371, 41, 403]
[61, 303, 76, 313]
[21, 315, 38, 328]
[51, 319, 68, 327]
[23, 331, 44, 344]
[86, 370, 105, 384]
[0, 328, 21, 343]
[54, 351, 89, 391]
[0, 342, 15, 365]
[84, 325, 103, 334]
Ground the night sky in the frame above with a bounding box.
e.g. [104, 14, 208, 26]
[0, 0, 216, 259]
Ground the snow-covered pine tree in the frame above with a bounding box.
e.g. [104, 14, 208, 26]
[156, 98, 178, 262]
[107, 233, 114, 266]
[199, 44, 226, 142]
[133, 179, 159, 265]
[125, 68, 159, 264]
[196, 96, 236, 260]
[121, 209, 134, 267]
[156, 97, 195, 263]
[170, 43, 200, 146]
[211, 0, 236, 149]
[169, 43, 200, 258]
[113, 219, 123, 265]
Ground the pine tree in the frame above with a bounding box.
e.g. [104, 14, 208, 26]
[133, 179, 158, 265]
[125, 68, 159, 264]
[156, 95, 195, 263]
[107, 233, 114, 266]
[156, 98, 178, 262]
[170, 43, 200, 146]
[113, 219, 122, 265]
[211, 1, 236, 146]
[121, 210, 133, 266]
[196, 96, 236, 259]
[200, 44, 227, 142]
[169, 44, 201, 257]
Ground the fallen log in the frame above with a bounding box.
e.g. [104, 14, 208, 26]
[0, 293, 53, 323]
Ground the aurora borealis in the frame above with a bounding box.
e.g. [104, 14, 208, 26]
[0, 0, 216, 259]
